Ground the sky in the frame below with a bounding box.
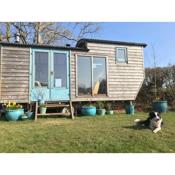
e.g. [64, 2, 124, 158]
[94, 22, 175, 68]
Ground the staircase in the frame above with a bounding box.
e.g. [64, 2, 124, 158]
[34, 101, 74, 121]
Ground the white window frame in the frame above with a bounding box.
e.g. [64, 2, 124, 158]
[116, 47, 128, 63]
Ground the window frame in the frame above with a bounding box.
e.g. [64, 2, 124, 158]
[76, 54, 108, 97]
[33, 50, 50, 89]
[116, 47, 128, 63]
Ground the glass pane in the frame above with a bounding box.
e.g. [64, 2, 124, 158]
[54, 53, 67, 88]
[78, 56, 91, 95]
[93, 57, 107, 95]
[117, 48, 126, 62]
[35, 52, 48, 87]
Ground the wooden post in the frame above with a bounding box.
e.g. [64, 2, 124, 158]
[69, 101, 74, 120]
[29, 103, 33, 112]
[34, 101, 38, 121]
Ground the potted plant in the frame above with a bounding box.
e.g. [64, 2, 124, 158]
[125, 102, 135, 115]
[96, 101, 106, 116]
[81, 103, 96, 116]
[33, 89, 46, 105]
[105, 102, 114, 115]
[39, 104, 47, 114]
[4, 102, 24, 121]
[151, 47, 168, 113]
[152, 97, 168, 113]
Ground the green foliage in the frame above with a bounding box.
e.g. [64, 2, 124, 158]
[136, 65, 175, 110]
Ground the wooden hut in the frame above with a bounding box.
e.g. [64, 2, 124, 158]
[0, 38, 147, 118]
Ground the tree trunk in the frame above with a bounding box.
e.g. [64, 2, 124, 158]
[6, 22, 11, 42]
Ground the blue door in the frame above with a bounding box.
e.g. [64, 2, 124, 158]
[50, 51, 70, 101]
[30, 49, 70, 102]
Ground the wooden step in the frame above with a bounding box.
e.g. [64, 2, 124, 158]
[34, 101, 74, 121]
[45, 104, 69, 108]
[37, 113, 70, 116]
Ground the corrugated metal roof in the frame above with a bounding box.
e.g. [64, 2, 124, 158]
[0, 42, 89, 51]
[76, 38, 147, 48]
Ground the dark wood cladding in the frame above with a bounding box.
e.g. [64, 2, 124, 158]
[0, 46, 30, 103]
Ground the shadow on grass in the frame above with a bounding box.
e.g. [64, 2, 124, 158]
[123, 125, 148, 130]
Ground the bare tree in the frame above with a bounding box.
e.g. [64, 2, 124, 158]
[5, 22, 11, 42]
[1, 22, 101, 45]
[0, 24, 2, 42]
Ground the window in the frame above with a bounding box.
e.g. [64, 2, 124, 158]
[77, 56, 92, 95]
[116, 47, 127, 63]
[77, 56, 107, 96]
[35, 52, 48, 87]
[93, 57, 107, 95]
[54, 53, 67, 88]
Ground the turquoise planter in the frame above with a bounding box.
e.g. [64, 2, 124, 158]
[81, 107, 96, 116]
[39, 107, 47, 114]
[5, 109, 24, 121]
[97, 109, 106, 116]
[125, 105, 135, 115]
[153, 101, 168, 113]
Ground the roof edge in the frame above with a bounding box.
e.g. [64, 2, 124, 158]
[76, 38, 147, 48]
[0, 42, 89, 51]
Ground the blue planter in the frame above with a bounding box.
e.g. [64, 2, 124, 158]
[5, 109, 24, 121]
[153, 101, 168, 113]
[81, 107, 96, 116]
[125, 105, 135, 115]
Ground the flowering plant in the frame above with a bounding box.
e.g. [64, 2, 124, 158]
[3, 102, 23, 110]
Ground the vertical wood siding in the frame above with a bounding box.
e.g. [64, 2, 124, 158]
[1, 46, 30, 103]
[70, 42, 144, 101]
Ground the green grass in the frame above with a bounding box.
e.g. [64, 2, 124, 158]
[0, 112, 175, 153]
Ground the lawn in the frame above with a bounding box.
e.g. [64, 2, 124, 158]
[0, 112, 175, 153]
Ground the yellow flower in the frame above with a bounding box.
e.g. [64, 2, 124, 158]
[13, 102, 16, 106]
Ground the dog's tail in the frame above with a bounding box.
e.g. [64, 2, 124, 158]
[134, 119, 141, 123]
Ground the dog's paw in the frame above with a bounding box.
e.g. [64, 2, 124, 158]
[153, 127, 161, 133]
[134, 119, 141, 123]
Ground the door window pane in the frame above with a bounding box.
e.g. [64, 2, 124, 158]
[54, 53, 67, 88]
[77, 56, 91, 95]
[35, 52, 48, 87]
[93, 57, 107, 95]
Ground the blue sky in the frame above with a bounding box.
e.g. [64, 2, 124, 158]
[95, 22, 175, 68]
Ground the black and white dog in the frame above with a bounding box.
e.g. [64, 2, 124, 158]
[134, 112, 163, 133]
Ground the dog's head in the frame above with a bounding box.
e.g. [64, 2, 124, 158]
[149, 112, 161, 121]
